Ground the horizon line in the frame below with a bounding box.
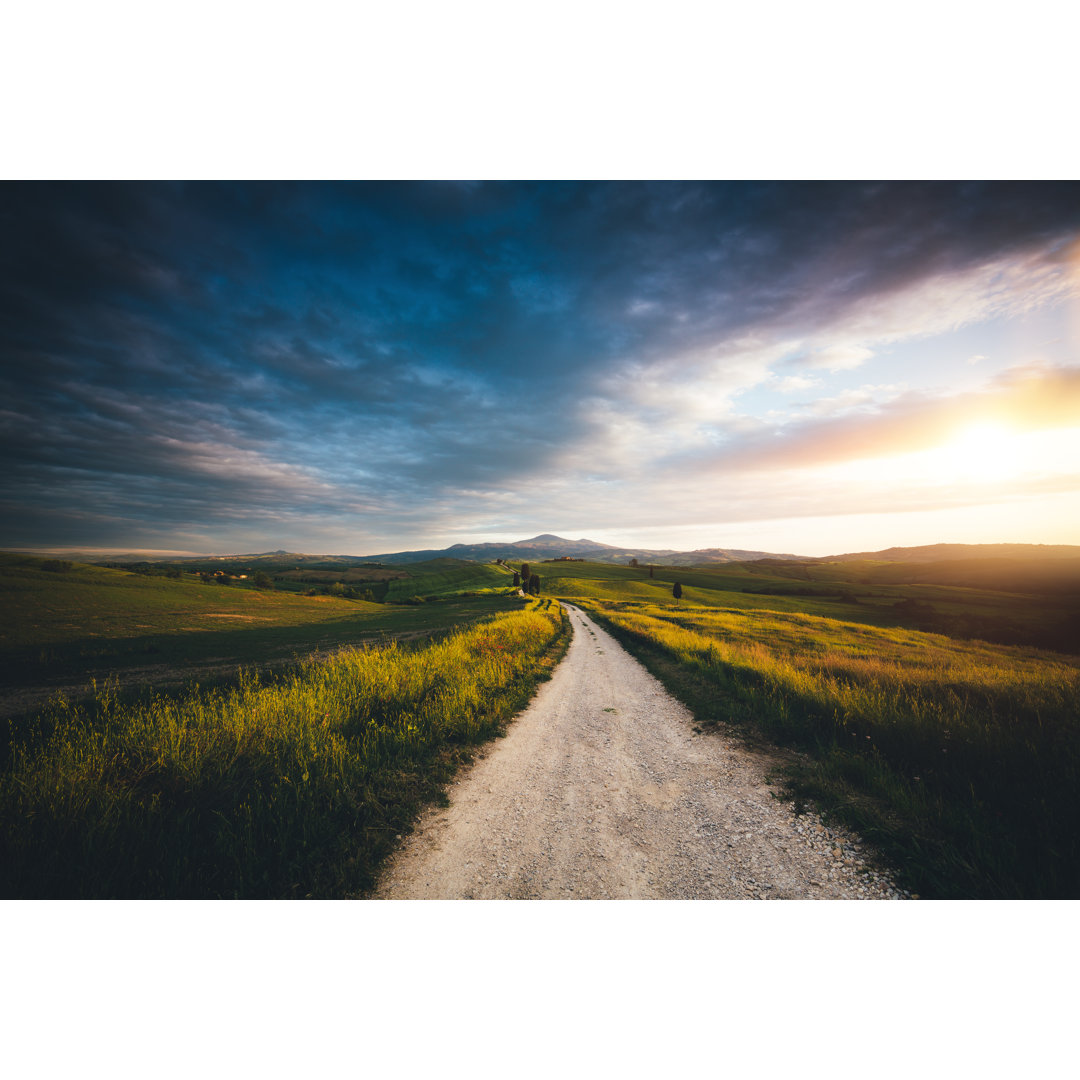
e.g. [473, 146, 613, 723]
[5, 536, 1080, 563]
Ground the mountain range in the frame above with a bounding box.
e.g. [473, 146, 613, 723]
[362, 533, 804, 566]
[25, 536, 1080, 570]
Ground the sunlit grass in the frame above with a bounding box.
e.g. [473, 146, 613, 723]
[584, 600, 1080, 898]
[383, 560, 516, 602]
[0, 553, 532, 703]
[0, 552, 381, 649]
[0, 599, 567, 898]
[539, 557, 1079, 649]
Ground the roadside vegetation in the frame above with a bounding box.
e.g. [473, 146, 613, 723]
[1, 598, 567, 898]
[578, 599, 1079, 899]
[533, 557, 1079, 897]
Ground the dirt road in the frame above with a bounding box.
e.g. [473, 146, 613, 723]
[373, 603, 906, 899]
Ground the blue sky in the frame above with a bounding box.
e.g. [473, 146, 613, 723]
[2, 181, 1078, 557]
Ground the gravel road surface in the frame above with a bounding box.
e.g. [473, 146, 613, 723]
[373, 603, 907, 899]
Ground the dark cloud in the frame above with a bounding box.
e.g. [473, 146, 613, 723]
[1, 181, 1078, 550]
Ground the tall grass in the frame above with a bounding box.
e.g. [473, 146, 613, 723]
[586, 601, 1080, 898]
[0, 600, 566, 898]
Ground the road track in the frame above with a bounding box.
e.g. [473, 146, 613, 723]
[373, 603, 903, 899]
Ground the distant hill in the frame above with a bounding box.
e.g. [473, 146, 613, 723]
[20, 538, 776, 572]
[25, 538, 1078, 574]
[364, 534, 802, 566]
[676, 547, 807, 565]
[825, 543, 1080, 563]
[812, 544, 1080, 597]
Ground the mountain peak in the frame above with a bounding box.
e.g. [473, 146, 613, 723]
[519, 534, 568, 544]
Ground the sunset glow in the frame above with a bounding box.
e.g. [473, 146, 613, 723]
[869, 422, 1080, 492]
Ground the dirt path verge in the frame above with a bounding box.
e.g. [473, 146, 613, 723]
[373, 603, 908, 899]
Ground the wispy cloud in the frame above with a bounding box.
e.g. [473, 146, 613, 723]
[772, 374, 820, 394]
[801, 345, 874, 371]
[681, 363, 1080, 474]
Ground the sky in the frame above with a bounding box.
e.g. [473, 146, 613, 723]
[2, 180, 1079, 558]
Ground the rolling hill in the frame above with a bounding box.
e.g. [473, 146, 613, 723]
[826, 543, 1080, 563]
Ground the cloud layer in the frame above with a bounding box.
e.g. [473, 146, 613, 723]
[2, 181, 1079, 553]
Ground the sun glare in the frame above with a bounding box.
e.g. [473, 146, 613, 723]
[936, 423, 1018, 482]
[814, 421, 1080, 505]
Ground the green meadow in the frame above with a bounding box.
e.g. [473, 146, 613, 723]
[538, 556, 1079, 652]
[0, 553, 517, 710]
[382, 558, 517, 602]
[537, 558, 1080, 898]
[2, 549, 1078, 898]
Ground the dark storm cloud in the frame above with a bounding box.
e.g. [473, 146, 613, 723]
[2, 181, 1079, 549]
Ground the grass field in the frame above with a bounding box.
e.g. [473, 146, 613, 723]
[536, 557, 1078, 653]
[0, 554, 517, 714]
[0, 598, 568, 897]
[382, 558, 517, 602]
[573, 596, 1080, 898]
[5, 548, 1079, 898]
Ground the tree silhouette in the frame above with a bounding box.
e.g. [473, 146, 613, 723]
[529, 573, 540, 596]
[672, 581, 682, 601]
[521, 563, 531, 585]
[512, 571, 521, 587]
